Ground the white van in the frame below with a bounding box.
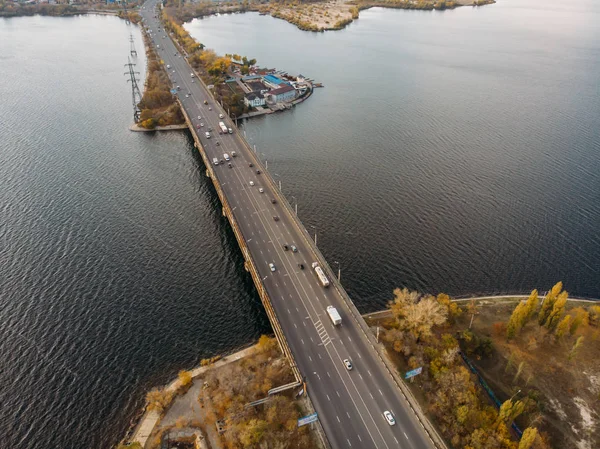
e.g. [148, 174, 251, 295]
[205, 132, 211, 139]
[223, 153, 230, 161]
[212, 158, 219, 166]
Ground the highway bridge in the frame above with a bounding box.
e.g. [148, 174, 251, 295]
[139, 3, 441, 448]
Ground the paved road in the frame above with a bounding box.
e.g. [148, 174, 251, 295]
[139, 3, 436, 448]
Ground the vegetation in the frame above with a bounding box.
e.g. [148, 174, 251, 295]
[199, 335, 316, 449]
[137, 29, 184, 129]
[161, 4, 252, 118]
[0, 0, 141, 18]
[116, 442, 142, 449]
[380, 288, 551, 449]
[376, 283, 600, 448]
[145, 387, 174, 415]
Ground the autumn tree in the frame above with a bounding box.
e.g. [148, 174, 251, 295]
[523, 289, 539, 321]
[538, 281, 563, 326]
[569, 336, 584, 360]
[403, 296, 448, 341]
[498, 398, 526, 424]
[437, 293, 461, 323]
[518, 427, 538, 449]
[506, 300, 529, 339]
[146, 388, 173, 414]
[554, 315, 571, 340]
[544, 290, 568, 330]
[178, 370, 192, 387]
[569, 307, 589, 335]
[590, 305, 600, 327]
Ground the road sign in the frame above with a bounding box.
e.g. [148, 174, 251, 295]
[405, 367, 423, 379]
[297, 412, 318, 427]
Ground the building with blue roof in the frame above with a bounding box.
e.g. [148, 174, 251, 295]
[263, 74, 289, 89]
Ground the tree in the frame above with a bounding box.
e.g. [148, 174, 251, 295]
[590, 305, 600, 327]
[569, 307, 589, 335]
[402, 296, 448, 341]
[146, 388, 173, 414]
[524, 289, 539, 321]
[538, 282, 563, 326]
[518, 427, 538, 449]
[238, 419, 268, 446]
[507, 301, 528, 339]
[545, 291, 568, 330]
[437, 293, 461, 322]
[389, 287, 419, 321]
[178, 370, 192, 387]
[498, 399, 526, 424]
[554, 315, 571, 340]
[568, 336, 584, 360]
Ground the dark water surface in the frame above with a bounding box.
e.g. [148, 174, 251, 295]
[186, 0, 600, 302]
[0, 15, 267, 449]
[0, 1, 599, 448]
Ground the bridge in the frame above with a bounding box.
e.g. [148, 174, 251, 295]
[140, 3, 442, 448]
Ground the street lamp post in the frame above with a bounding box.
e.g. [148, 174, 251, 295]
[290, 195, 298, 215]
[334, 261, 341, 282]
[509, 389, 522, 402]
[310, 225, 317, 246]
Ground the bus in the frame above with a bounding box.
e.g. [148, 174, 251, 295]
[311, 262, 330, 288]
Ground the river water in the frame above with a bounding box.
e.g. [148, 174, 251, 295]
[0, 14, 267, 449]
[0, 1, 598, 448]
[185, 0, 600, 302]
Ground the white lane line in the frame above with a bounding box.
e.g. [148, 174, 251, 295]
[287, 309, 290, 314]
[336, 416, 340, 423]
[368, 370, 372, 377]
[358, 435, 362, 442]
[301, 339, 305, 345]
[303, 321, 306, 327]
[346, 412, 351, 419]
[294, 323, 297, 329]
[359, 374, 363, 380]
[308, 356, 312, 362]
[347, 439, 351, 447]
[357, 353, 362, 359]
[336, 391, 340, 397]
[327, 372, 331, 378]
[394, 437, 399, 444]
[317, 353, 321, 359]
[327, 394, 331, 401]
[369, 393, 374, 399]
[404, 432, 409, 440]
[379, 389, 383, 396]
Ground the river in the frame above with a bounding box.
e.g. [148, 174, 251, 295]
[0, 1, 598, 448]
[185, 0, 600, 302]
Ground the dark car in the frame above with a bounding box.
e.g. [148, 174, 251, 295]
[256, 170, 261, 175]
[283, 244, 289, 251]
[273, 216, 279, 222]
[203, 100, 208, 105]
[228, 163, 232, 168]
[271, 199, 277, 204]
[249, 163, 254, 167]
[298, 263, 304, 270]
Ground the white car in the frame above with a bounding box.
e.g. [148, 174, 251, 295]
[259, 188, 264, 193]
[383, 411, 395, 426]
[249, 181, 255, 186]
[219, 113, 224, 119]
[343, 359, 353, 370]
[269, 263, 276, 272]
[197, 116, 201, 120]
[200, 123, 204, 127]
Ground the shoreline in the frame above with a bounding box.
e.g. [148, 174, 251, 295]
[129, 123, 189, 132]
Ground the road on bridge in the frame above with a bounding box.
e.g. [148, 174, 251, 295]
[139, 4, 437, 448]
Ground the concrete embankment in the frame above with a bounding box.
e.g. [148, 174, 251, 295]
[130, 345, 256, 447]
[129, 123, 189, 132]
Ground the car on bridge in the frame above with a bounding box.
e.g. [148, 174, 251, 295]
[290, 245, 298, 253]
[384, 411, 396, 426]
[269, 263, 276, 272]
[344, 359, 353, 370]
[273, 216, 279, 222]
[249, 181, 255, 186]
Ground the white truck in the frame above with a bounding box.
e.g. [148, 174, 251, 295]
[327, 306, 342, 326]
[218, 121, 228, 134]
[311, 262, 330, 288]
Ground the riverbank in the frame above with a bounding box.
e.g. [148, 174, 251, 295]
[122, 337, 322, 449]
[364, 290, 600, 449]
[167, 0, 495, 34]
[0, 2, 129, 18]
[129, 123, 188, 132]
